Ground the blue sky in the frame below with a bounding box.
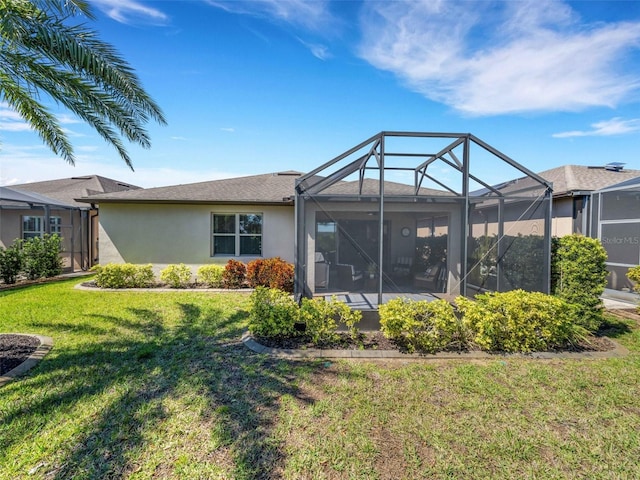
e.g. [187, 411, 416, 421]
[1, 0, 639, 188]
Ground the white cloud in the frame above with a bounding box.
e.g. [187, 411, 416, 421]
[296, 37, 331, 60]
[206, 0, 333, 32]
[0, 106, 31, 132]
[0, 143, 245, 188]
[92, 0, 169, 25]
[358, 0, 640, 116]
[220, 127, 235, 133]
[553, 117, 640, 138]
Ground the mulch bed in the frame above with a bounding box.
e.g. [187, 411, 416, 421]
[255, 331, 616, 354]
[0, 334, 40, 376]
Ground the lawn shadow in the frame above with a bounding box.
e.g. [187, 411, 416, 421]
[598, 315, 633, 338]
[1, 300, 329, 478]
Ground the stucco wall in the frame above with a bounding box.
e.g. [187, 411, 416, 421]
[552, 197, 574, 237]
[98, 203, 294, 273]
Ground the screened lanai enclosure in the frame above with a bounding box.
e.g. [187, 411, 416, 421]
[294, 132, 553, 307]
[590, 176, 640, 292]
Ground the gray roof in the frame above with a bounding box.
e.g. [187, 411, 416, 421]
[537, 165, 640, 196]
[73, 165, 640, 206]
[10, 175, 140, 207]
[0, 186, 76, 208]
[80, 171, 302, 204]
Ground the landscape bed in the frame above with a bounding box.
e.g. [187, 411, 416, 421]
[1, 278, 639, 479]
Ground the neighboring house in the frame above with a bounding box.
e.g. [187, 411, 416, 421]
[0, 176, 139, 271]
[537, 164, 640, 237]
[78, 171, 300, 272]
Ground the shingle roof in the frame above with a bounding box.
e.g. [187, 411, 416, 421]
[10, 175, 140, 207]
[537, 165, 640, 196]
[74, 165, 640, 206]
[80, 171, 302, 204]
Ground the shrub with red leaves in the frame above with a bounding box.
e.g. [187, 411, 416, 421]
[222, 259, 246, 288]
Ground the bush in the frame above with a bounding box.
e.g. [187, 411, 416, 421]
[92, 263, 155, 288]
[0, 241, 24, 284]
[246, 257, 294, 292]
[551, 235, 608, 332]
[222, 259, 246, 289]
[628, 266, 640, 312]
[247, 287, 299, 337]
[299, 296, 362, 343]
[627, 266, 640, 292]
[379, 297, 466, 353]
[197, 264, 225, 287]
[160, 263, 192, 288]
[22, 234, 63, 280]
[456, 290, 583, 353]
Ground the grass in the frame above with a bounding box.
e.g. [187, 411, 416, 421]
[1, 279, 639, 479]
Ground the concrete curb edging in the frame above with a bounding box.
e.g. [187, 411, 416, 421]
[241, 332, 629, 360]
[0, 334, 54, 387]
[74, 283, 254, 293]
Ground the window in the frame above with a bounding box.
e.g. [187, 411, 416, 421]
[22, 216, 62, 240]
[212, 213, 262, 256]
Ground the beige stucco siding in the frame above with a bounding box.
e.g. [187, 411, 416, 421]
[98, 203, 294, 272]
[551, 197, 574, 237]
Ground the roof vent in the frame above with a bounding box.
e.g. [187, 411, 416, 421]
[605, 162, 625, 172]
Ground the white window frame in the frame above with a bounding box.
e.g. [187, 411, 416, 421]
[22, 215, 62, 240]
[211, 213, 263, 257]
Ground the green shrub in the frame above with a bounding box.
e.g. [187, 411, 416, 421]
[223, 259, 246, 289]
[22, 234, 63, 280]
[299, 296, 362, 343]
[551, 235, 608, 332]
[456, 290, 583, 353]
[197, 264, 225, 287]
[0, 241, 24, 284]
[627, 266, 640, 312]
[91, 263, 155, 288]
[160, 263, 192, 288]
[627, 266, 640, 292]
[379, 297, 465, 353]
[246, 257, 294, 292]
[247, 287, 299, 337]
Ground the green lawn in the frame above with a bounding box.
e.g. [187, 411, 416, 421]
[1, 279, 639, 479]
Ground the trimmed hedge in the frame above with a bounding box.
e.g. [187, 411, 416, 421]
[379, 297, 467, 353]
[160, 263, 192, 288]
[91, 263, 155, 288]
[246, 257, 294, 292]
[223, 259, 246, 289]
[247, 286, 299, 337]
[551, 235, 608, 332]
[456, 290, 583, 353]
[197, 264, 225, 287]
[299, 296, 362, 343]
[248, 287, 361, 341]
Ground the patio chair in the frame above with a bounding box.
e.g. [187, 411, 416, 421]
[392, 256, 413, 278]
[413, 263, 443, 291]
[335, 263, 363, 290]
